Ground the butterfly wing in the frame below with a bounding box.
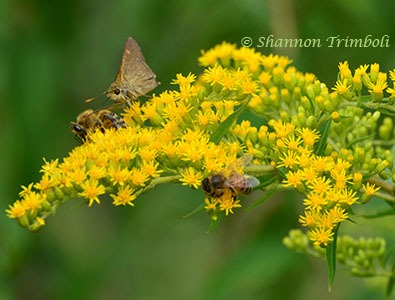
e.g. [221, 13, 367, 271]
[115, 37, 159, 96]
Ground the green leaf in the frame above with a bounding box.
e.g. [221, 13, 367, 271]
[254, 174, 279, 189]
[347, 134, 375, 147]
[180, 203, 205, 219]
[383, 245, 395, 266]
[361, 208, 395, 219]
[210, 96, 251, 144]
[246, 189, 278, 211]
[315, 119, 331, 156]
[277, 166, 288, 179]
[386, 265, 395, 298]
[326, 223, 339, 292]
[378, 107, 395, 117]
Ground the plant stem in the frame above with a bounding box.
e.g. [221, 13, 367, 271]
[135, 175, 182, 197]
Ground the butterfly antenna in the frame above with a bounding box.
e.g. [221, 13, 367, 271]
[84, 97, 96, 103]
[94, 100, 125, 113]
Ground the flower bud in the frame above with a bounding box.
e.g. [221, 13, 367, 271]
[306, 85, 315, 100]
[281, 89, 291, 104]
[353, 74, 362, 93]
[18, 215, 30, 228]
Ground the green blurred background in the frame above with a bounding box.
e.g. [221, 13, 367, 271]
[2, 0, 395, 299]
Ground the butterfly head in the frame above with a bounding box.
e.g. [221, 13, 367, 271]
[105, 82, 131, 103]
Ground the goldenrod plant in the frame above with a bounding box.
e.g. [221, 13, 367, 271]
[6, 42, 395, 294]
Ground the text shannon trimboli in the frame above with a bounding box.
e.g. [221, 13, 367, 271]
[240, 35, 390, 48]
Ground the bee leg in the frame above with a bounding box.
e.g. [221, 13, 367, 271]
[230, 188, 238, 200]
[73, 134, 85, 144]
[94, 119, 106, 133]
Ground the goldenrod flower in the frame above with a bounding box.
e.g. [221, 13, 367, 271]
[370, 63, 380, 74]
[179, 167, 203, 189]
[312, 156, 333, 173]
[36, 217, 45, 227]
[282, 135, 302, 151]
[306, 176, 332, 195]
[332, 79, 352, 99]
[299, 210, 320, 228]
[40, 158, 59, 175]
[362, 182, 380, 196]
[330, 169, 351, 190]
[368, 78, 388, 100]
[386, 87, 395, 98]
[302, 167, 318, 183]
[339, 189, 358, 206]
[296, 151, 313, 168]
[22, 192, 45, 213]
[108, 165, 132, 186]
[130, 168, 149, 187]
[198, 42, 236, 67]
[283, 170, 304, 189]
[171, 72, 197, 86]
[338, 61, 352, 78]
[355, 64, 369, 76]
[218, 193, 241, 216]
[204, 197, 218, 212]
[303, 191, 327, 210]
[296, 128, 319, 147]
[277, 151, 298, 169]
[6, 200, 26, 219]
[327, 206, 348, 223]
[79, 180, 106, 206]
[34, 175, 55, 191]
[111, 185, 136, 206]
[203, 64, 227, 86]
[309, 227, 334, 247]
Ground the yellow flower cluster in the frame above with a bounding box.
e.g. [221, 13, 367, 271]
[6, 42, 391, 241]
[333, 61, 390, 101]
[6, 122, 252, 230]
[244, 119, 381, 247]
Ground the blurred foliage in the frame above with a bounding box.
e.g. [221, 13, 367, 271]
[2, 0, 395, 299]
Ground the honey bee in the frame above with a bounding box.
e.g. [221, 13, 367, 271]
[70, 109, 127, 142]
[201, 155, 260, 200]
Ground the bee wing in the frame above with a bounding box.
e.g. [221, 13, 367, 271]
[240, 153, 253, 166]
[225, 153, 254, 173]
[244, 174, 260, 188]
[221, 180, 234, 188]
[222, 172, 260, 189]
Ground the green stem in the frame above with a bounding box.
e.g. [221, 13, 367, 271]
[340, 96, 395, 113]
[245, 164, 276, 175]
[135, 175, 182, 197]
[372, 191, 395, 203]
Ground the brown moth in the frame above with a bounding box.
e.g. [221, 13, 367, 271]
[105, 37, 159, 105]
